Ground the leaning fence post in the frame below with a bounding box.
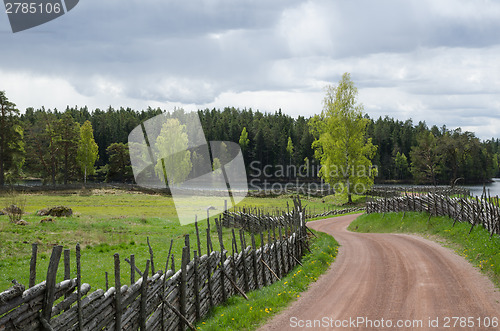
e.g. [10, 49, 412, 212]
[193, 252, 201, 320]
[64, 248, 71, 281]
[29, 243, 37, 288]
[114, 253, 122, 331]
[251, 233, 259, 289]
[239, 229, 249, 293]
[139, 260, 150, 331]
[130, 254, 136, 284]
[147, 237, 155, 275]
[260, 231, 267, 286]
[195, 220, 202, 258]
[76, 243, 83, 331]
[179, 246, 189, 331]
[41, 245, 63, 324]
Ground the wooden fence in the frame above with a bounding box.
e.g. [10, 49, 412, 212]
[0, 202, 308, 330]
[366, 186, 470, 198]
[223, 206, 364, 233]
[366, 193, 500, 237]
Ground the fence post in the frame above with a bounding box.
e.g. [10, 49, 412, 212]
[130, 254, 136, 284]
[206, 228, 214, 308]
[41, 245, 63, 324]
[179, 246, 189, 331]
[29, 243, 37, 288]
[251, 233, 259, 290]
[114, 253, 122, 331]
[147, 237, 155, 276]
[193, 252, 201, 320]
[64, 248, 71, 282]
[139, 260, 150, 330]
[184, 234, 191, 262]
[239, 230, 249, 293]
[260, 231, 267, 286]
[76, 243, 83, 331]
[195, 220, 202, 258]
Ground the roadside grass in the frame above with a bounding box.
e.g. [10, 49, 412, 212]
[195, 230, 339, 330]
[348, 212, 500, 288]
[0, 190, 346, 292]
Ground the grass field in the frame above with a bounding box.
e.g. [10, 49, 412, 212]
[0, 189, 356, 292]
[349, 212, 500, 288]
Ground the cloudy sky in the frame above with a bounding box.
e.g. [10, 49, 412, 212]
[1, 0, 500, 139]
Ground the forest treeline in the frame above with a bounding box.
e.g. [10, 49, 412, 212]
[1, 91, 499, 187]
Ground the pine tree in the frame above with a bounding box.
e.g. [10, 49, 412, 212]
[0, 91, 24, 186]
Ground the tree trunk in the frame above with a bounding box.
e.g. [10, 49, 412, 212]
[51, 162, 56, 187]
[64, 146, 68, 185]
[0, 141, 4, 187]
[347, 177, 353, 204]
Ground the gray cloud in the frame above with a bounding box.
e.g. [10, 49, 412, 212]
[1, 0, 500, 139]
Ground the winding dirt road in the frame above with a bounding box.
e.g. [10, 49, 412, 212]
[260, 214, 500, 330]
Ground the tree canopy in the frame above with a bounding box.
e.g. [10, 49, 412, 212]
[0, 90, 496, 187]
[311, 73, 377, 203]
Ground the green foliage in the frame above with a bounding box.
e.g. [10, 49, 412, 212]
[410, 131, 442, 184]
[154, 118, 192, 185]
[106, 143, 133, 182]
[239, 127, 250, 152]
[55, 113, 80, 184]
[311, 73, 377, 203]
[77, 121, 99, 184]
[10, 104, 500, 185]
[286, 136, 294, 156]
[0, 91, 24, 186]
[349, 212, 500, 288]
[393, 152, 409, 179]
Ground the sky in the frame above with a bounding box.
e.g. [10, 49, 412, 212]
[1, 0, 500, 139]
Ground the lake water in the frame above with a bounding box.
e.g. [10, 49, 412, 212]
[374, 178, 500, 198]
[460, 178, 500, 197]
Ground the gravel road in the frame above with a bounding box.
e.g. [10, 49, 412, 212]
[259, 213, 500, 330]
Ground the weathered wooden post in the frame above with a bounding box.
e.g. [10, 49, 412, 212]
[139, 260, 150, 330]
[147, 237, 155, 276]
[114, 253, 122, 331]
[179, 246, 189, 330]
[29, 243, 37, 288]
[41, 245, 63, 324]
[193, 252, 201, 320]
[239, 229, 249, 293]
[76, 243, 83, 331]
[130, 254, 136, 284]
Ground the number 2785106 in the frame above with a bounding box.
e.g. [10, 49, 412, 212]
[5, 2, 62, 14]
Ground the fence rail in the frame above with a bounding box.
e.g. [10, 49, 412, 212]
[0, 199, 309, 331]
[366, 193, 500, 237]
[366, 186, 471, 198]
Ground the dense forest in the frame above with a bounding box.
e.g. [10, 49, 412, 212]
[1, 91, 499, 187]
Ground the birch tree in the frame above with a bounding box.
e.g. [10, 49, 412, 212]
[311, 73, 377, 203]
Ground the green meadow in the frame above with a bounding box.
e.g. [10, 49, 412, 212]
[0, 189, 351, 292]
